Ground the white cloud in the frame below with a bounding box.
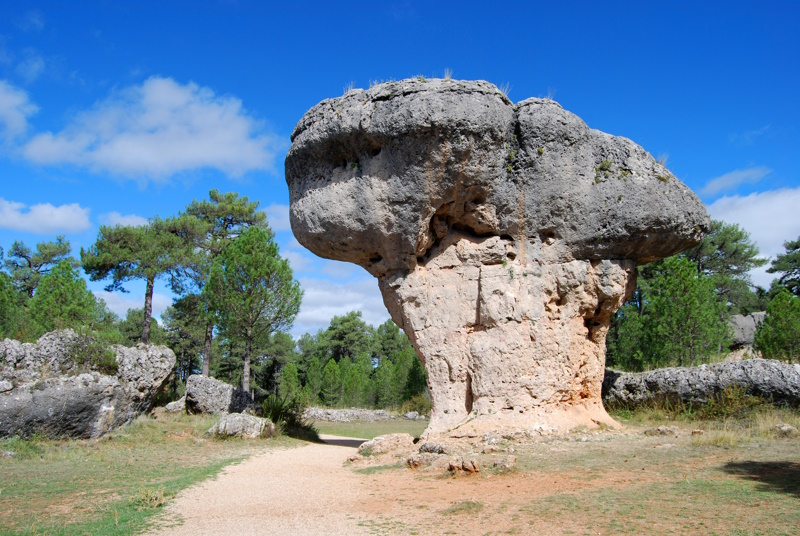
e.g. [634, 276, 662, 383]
[701, 166, 772, 196]
[0, 197, 91, 234]
[94, 290, 172, 323]
[729, 125, 769, 146]
[17, 11, 44, 32]
[292, 276, 389, 337]
[101, 211, 148, 227]
[15, 50, 45, 83]
[0, 80, 38, 140]
[707, 186, 800, 288]
[264, 203, 291, 231]
[23, 76, 285, 180]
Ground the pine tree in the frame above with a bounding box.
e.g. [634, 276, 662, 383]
[768, 236, 800, 297]
[320, 359, 342, 406]
[203, 226, 301, 393]
[26, 260, 99, 337]
[755, 290, 800, 363]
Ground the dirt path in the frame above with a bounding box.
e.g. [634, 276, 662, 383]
[148, 435, 373, 536]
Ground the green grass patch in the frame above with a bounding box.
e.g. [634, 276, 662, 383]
[0, 411, 301, 535]
[442, 500, 484, 515]
[355, 462, 405, 475]
[313, 418, 427, 439]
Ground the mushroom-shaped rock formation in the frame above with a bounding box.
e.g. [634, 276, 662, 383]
[286, 79, 710, 437]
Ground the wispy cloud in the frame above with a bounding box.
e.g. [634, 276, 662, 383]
[17, 11, 45, 32]
[701, 166, 772, 196]
[0, 80, 38, 140]
[15, 50, 45, 83]
[0, 197, 91, 234]
[292, 275, 389, 337]
[707, 186, 800, 288]
[23, 76, 285, 180]
[100, 211, 148, 227]
[729, 125, 770, 146]
[264, 203, 291, 231]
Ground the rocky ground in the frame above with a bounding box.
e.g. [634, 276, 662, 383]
[147, 417, 800, 535]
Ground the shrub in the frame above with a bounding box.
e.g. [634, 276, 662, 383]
[259, 395, 319, 442]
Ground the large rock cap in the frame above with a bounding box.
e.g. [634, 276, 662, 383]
[286, 78, 710, 277]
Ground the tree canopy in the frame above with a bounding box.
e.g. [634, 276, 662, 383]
[204, 225, 301, 393]
[768, 236, 800, 297]
[4, 235, 75, 297]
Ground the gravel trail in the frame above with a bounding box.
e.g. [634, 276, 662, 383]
[148, 435, 373, 535]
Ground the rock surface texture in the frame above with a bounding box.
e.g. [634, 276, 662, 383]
[0, 330, 175, 438]
[729, 312, 766, 349]
[184, 374, 252, 415]
[603, 359, 800, 407]
[208, 413, 275, 439]
[285, 79, 710, 437]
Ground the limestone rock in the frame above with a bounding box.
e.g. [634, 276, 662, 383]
[357, 433, 416, 456]
[209, 413, 275, 439]
[184, 374, 252, 415]
[0, 330, 175, 439]
[603, 359, 800, 407]
[303, 406, 393, 422]
[165, 396, 186, 413]
[286, 78, 710, 437]
[729, 312, 766, 348]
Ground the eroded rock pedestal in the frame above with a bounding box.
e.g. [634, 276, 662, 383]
[285, 79, 710, 437]
[381, 233, 635, 434]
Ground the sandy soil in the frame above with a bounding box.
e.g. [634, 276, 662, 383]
[149, 435, 374, 535]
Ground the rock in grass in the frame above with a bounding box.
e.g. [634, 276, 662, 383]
[208, 413, 275, 439]
[164, 396, 186, 413]
[0, 330, 175, 439]
[184, 374, 252, 415]
[603, 359, 800, 408]
[286, 78, 709, 437]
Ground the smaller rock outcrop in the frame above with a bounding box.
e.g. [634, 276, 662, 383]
[165, 396, 186, 413]
[729, 312, 766, 349]
[0, 330, 175, 439]
[184, 374, 252, 414]
[208, 413, 275, 439]
[603, 359, 800, 408]
[304, 407, 393, 423]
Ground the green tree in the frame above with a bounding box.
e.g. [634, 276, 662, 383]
[372, 358, 395, 408]
[26, 260, 99, 337]
[183, 190, 269, 376]
[325, 311, 373, 362]
[320, 358, 342, 406]
[755, 290, 800, 363]
[81, 217, 199, 344]
[0, 272, 24, 339]
[118, 308, 166, 346]
[645, 257, 730, 367]
[278, 361, 302, 403]
[373, 319, 408, 362]
[403, 355, 428, 400]
[606, 256, 730, 371]
[204, 226, 302, 393]
[341, 353, 373, 407]
[767, 236, 800, 297]
[162, 294, 207, 397]
[255, 331, 298, 396]
[684, 220, 767, 313]
[4, 235, 75, 297]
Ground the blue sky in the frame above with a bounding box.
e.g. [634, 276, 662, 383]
[0, 1, 798, 337]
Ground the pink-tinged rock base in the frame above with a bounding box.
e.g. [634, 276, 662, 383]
[380, 233, 635, 437]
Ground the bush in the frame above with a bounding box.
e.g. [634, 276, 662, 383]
[68, 332, 119, 375]
[259, 395, 319, 442]
[400, 393, 431, 416]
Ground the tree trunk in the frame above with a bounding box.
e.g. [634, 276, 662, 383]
[202, 321, 213, 376]
[142, 274, 154, 344]
[243, 329, 252, 393]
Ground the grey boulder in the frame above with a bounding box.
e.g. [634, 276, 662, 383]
[184, 374, 252, 415]
[0, 330, 175, 439]
[208, 413, 275, 439]
[729, 312, 766, 348]
[603, 359, 800, 407]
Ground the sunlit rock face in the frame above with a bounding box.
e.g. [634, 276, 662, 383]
[285, 79, 709, 437]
